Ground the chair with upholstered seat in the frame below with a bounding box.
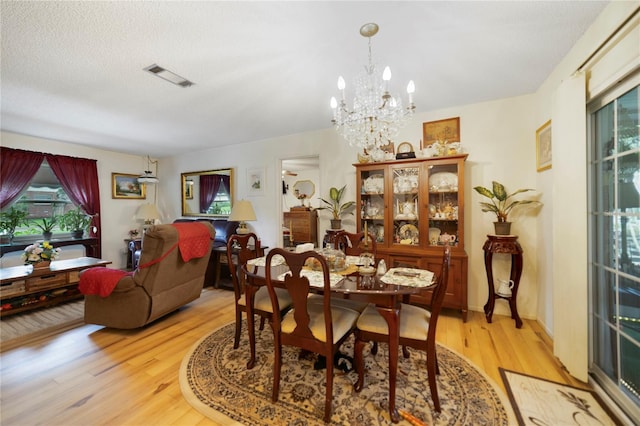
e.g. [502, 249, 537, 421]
[227, 233, 292, 368]
[353, 245, 451, 413]
[264, 248, 359, 423]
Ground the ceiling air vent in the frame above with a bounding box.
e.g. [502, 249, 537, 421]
[143, 64, 194, 88]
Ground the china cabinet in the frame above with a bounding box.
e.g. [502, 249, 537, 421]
[355, 154, 468, 320]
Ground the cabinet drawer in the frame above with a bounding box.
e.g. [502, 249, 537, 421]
[1, 280, 26, 297]
[26, 272, 66, 291]
[67, 271, 81, 283]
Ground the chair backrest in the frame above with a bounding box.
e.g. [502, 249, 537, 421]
[133, 222, 214, 296]
[334, 231, 377, 257]
[265, 248, 333, 347]
[227, 233, 261, 301]
[426, 245, 451, 343]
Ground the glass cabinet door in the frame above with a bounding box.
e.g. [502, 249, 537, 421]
[427, 162, 460, 247]
[391, 165, 421, 247]
[360, 167, 386, 245]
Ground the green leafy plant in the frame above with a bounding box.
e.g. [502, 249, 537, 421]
[59, 207, 92, 232]
[473, 181, 540, 222]
[31, 216, 58, 233]
[317, 185, 355, 220]
[0, 206, 29, 236]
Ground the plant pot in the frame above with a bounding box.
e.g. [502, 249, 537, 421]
[42, 232, 53, 240]
[494, 221, 512, 235]
[72, 230, 84, 239]
[0, 233, 13, 245]
[330, 219, 342, 230]
[32, 260, 51, 270]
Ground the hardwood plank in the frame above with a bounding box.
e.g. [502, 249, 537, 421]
[0, 287, 584, 425]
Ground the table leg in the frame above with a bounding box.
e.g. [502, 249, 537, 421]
[483, 250, 495, 323]
[510, 253, 524, 328]
[212, 251, 221, 288]
[377, 306, 401, 423]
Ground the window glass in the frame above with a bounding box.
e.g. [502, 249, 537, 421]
[589, 82, 640, 414]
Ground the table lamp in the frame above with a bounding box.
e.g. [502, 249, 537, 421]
[136, 203, 161, 233]
[228, 200, 256, 234]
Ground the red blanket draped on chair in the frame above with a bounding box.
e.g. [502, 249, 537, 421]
[79, 268, 132, 297]
[172, 222, 212, 262]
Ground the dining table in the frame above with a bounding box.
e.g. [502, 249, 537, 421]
[242, 254, 436, 423]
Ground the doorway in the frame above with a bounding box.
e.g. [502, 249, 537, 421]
[280, 156, 320, 247]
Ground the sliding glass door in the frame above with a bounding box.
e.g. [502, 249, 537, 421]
[588, 73, 640, 419]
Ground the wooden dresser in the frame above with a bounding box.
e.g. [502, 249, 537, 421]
[284, 209, 318, 246]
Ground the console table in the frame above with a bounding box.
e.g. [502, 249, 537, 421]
[0, 257, 111, 316]
[482, 235, 523, 328]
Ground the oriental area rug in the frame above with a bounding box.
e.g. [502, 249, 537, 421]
[499, 368, 619, 426]
[180, 321, 515, 425]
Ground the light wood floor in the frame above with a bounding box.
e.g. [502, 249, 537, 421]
[0, 287, 588, 425]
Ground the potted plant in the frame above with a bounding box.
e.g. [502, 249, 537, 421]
[0, 206, 29, 243]
[318, 185, 356, 229]
[31, 216, 58, 240]
[473, 181, 540, 235]
[59, 207, 92, 239]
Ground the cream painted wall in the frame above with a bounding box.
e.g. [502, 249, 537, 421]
[1, 131, 155, 269]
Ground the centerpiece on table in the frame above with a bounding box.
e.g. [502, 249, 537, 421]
[21, 241, 61, 269]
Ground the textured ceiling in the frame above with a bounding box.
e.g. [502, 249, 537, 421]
[1, 1, 608, 158]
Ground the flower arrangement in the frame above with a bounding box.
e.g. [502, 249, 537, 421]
[21, 241, 61, 264]
[129, 229, 140, 239]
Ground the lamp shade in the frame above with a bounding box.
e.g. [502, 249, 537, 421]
[228, 200, 257, 222]
[136, 203, 161, 221]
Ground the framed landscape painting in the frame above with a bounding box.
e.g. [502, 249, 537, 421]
[423, 117, 460, 145]
[112, 173, 146, 199]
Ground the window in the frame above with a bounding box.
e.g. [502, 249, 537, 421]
[588, 74, 640, 417]
[5, 160, 76, 238]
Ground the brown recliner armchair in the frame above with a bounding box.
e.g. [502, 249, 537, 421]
[84, 222, 214, 329]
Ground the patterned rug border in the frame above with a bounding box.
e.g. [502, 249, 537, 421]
[180, 321, 517, 425]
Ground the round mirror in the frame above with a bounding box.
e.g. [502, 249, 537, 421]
[292, 180, 315, 202]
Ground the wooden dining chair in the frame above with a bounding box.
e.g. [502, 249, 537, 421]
[227, 234, 292, 358]
[353, 245, 451, 413]
[334, 230, 377, 258]
[264, 248, 360, 423]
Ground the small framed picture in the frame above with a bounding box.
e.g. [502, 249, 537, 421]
[247, 168, 265, 195]
[423, 117, 460, 145]
[536, 120, 552, 172]
[112, 173, 146, 199]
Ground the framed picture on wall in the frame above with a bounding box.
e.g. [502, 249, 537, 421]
[247, 168, 265, 195]
[112, 173, 146, 199]
[536, 120, 552, 172]
[423, 117, 460, 145]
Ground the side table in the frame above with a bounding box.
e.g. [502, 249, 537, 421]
[482, 234, 524, 328]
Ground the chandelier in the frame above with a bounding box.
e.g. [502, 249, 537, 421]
[330, 23, 415, 152]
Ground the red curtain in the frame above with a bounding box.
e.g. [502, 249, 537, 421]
[45, 154, 102, 245]
[199, 174, 220, 213]
[0, 147, 45, 208]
